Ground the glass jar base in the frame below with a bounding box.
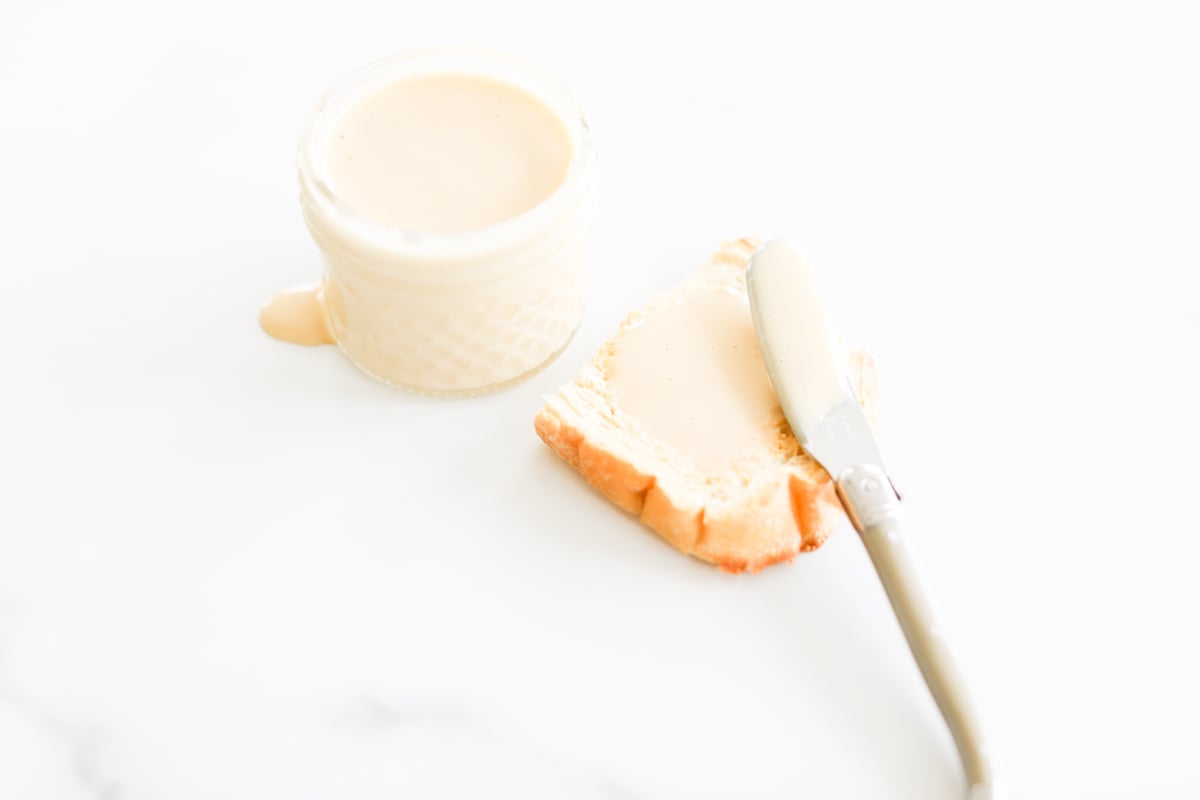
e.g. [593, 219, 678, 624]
[333, 322, 580, 398]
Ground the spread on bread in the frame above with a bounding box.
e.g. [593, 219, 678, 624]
[535, 238, 876, 573]
[608, 288, 780, 471]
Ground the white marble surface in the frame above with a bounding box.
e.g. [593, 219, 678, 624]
[3, 0, 1199, 797]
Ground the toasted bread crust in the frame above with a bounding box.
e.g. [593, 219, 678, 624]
[534, 239, 876, 573]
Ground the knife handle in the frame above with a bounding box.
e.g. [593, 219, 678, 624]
[836, 464, 1002, 800]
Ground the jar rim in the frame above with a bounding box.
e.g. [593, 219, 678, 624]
[296, 49, 597, 262]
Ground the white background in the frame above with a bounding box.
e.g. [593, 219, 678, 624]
[2, 0, 1198, 798]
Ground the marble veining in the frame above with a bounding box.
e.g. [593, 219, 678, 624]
[0, 683, 647, 799]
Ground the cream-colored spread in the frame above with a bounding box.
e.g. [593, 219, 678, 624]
[264, 53, 596, 394]
[746, 240, 851, 437]
[326, 73, 571, 233]
[608, 289, 781, 470]
[259, 283, 334, 346]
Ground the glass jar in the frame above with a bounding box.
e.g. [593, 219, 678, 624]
[296, 50, 597, 395]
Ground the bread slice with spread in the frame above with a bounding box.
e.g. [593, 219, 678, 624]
[535, 238, 876, 573]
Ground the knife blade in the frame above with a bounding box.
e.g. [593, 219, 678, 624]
[746, 239, 1002, 800]
[744, 240, 884, 475]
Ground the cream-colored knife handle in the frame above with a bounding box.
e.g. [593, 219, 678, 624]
[837, 464, 1001, 800]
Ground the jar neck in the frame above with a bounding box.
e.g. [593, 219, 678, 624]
[300, 143, 596, 292]
[295, 49, 597, 289]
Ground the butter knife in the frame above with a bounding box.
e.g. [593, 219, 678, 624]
[746, 240, 1001, 800]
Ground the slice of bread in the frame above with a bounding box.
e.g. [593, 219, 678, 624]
[534, 238, 876, 573]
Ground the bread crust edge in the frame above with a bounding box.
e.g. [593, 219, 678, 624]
[532, 239, 878, 574]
